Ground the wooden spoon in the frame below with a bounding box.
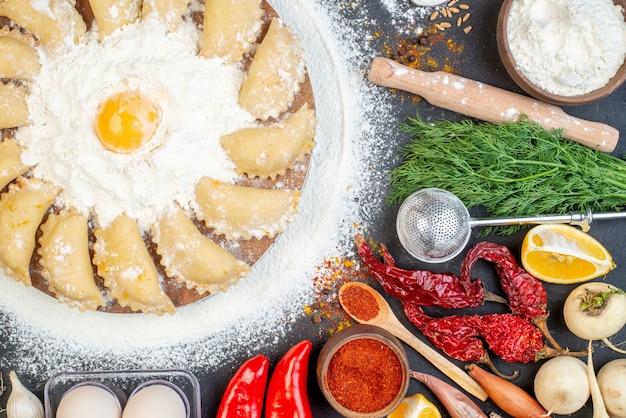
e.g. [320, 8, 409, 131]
[338, 281, 488, 401]
[368, 57, 618, 153]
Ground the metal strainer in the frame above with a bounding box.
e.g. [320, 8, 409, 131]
[396, 188, 626, 263]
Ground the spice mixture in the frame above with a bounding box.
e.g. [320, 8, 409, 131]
[339, 284, 379, 321]
[326, 338, 404, 413]
[303, 255, 371, 334]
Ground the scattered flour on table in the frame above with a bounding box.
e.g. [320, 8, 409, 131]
[506, 0, 626, 96]
[0, 0, 428, 389]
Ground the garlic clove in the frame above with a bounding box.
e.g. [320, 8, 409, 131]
[7, 371, 45, 418]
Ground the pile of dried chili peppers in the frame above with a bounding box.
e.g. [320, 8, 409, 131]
[355, 235, 580, 378]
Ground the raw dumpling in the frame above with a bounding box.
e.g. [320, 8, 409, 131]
[142, 0, 189, 31]
[0, 27, 41, 79]
[38, 209, 106, 311]
[153, 206, 250, 295]
[0, 177, 58, 286]
[221, 104, 316, 179]
[93, 213, 175, 315]
[238, 18, 305, 121]
[194, 178, 299, 240]
[0, 0, 86, 50]
[199, 0, 263, 63]
[88, 0, 141, 39]
[0, 82, 29, 129]
[0, 138, 30, 191]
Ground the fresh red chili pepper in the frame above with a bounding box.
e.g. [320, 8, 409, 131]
[355, 234, 486, 309]
[265, 340, 313, 418]
[216, 354, 270, 418]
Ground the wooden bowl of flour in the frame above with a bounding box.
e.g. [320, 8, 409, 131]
[497, 0, 626, 106]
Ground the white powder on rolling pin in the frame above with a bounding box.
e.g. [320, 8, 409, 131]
[506, 0, 626, 96]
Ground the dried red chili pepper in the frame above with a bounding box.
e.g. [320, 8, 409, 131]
[355, 236, 581, 371]
[265, 340, 313, 418]
[216, 354, 270, 418]
[355, 234, 487, 309]
[479, 313, 547, 363]
[402, 301, 555, 377]
[460, 242, 565, 353]
[461, 242, 546, 321]
[402, 301, 485, 363]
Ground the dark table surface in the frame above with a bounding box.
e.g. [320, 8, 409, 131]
[296, 0, 626, 415]
[1, 0, 625, 417]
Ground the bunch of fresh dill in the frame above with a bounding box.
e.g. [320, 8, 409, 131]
[388, 117, 626, 235]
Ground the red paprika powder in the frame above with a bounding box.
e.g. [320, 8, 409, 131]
[325, 338, 404, 413]
[340, 284, 379, 321]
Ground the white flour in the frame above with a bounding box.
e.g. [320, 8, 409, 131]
[17, 17, 248, 230]
[0, 0, 423, 388]
[507, 0, 626, 96]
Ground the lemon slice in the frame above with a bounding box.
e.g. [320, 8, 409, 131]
[521, 224, 615, 284]
[388, 393, 442, 418]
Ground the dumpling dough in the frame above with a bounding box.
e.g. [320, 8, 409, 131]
[0, 27, 41, 79]
[221, 104, 316, 179]
[194, 178, 299, 240]
[93, 213, 175, 315]
[0, 138, 30, 191]
[38, 209, 106, 311]
[238, 18, 306, 121]
[0, 82, 29, 129]
[0, 177, 58, 286]
[153, 205, 250, 295]
[88, 0, 141, 39]
[142, 0, 189, 31]
[0, 0, 86, 50]
[199, 0, 263, 63]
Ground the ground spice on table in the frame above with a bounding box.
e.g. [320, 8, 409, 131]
[326, 338, 404, 413]
[340, 285, 379, 321]
[303, 255, 372, 335]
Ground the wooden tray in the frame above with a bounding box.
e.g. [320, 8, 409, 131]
[0, 0, 315, 312]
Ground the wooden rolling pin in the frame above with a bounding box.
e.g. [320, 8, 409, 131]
[368, 57, 619, 153]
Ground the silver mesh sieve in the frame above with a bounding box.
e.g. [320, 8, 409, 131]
[396, 188, 471, 263]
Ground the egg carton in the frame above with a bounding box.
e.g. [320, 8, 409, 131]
[43, 369, 201, 418]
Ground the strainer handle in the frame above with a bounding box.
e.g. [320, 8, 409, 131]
[469, 210, 626, 233]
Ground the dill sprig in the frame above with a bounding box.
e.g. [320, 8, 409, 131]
[388, 117, 626, 235]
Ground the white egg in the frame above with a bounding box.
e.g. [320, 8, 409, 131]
[122, 383, 187, 418]
[56, 383, 122, 418]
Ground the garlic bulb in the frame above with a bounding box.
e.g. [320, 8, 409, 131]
[7, 371, 44, 418]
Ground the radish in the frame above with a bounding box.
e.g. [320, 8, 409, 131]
[597, 358, 626, 417]
[533, 356, 589, 415]
[587, 341, 610, 418]
[562, 282, 626, 353]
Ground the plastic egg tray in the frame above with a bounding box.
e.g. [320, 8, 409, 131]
[43, 369, 201, 418]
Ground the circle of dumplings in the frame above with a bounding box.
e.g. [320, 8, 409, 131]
[0, 0, 316, 315]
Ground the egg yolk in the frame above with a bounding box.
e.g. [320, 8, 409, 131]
[95, 91, 161, 154]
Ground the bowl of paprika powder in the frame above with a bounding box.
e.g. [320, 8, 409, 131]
[316, 324, 410, 417]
